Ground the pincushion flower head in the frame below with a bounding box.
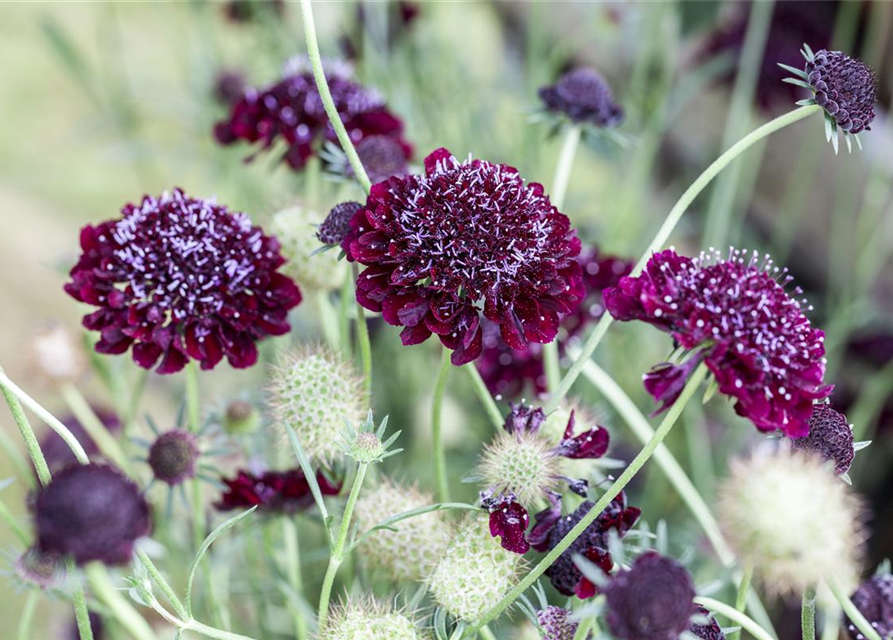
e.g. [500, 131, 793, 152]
[605, 248, 831, 437]
[270, 205, 345, 291]
[791, 401, 858, 477]
[717, 447, 865, 596]
[65, 188, 301, 374]
[35, 464, 151, 565]
[536, 605, 592, 640]
[214, 61, 411, 172]
[321, 598, 425, 640]
[603, 551, 697, 640]
[539, 67, 624, 128]
[845, 573, 893, 640]
[342, 148, 584, 365]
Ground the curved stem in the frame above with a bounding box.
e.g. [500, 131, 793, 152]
[464, 364, 504, 431]
[186, 620, 258, 640]
[827, 577, 882, 640]
[696, 597, 777, 640]
[70, 558, 95, 640]
[476, 364, 708, 628]
[432, 347, 452, 503]
[546, 105, 823, 412]
[61, 382, 131, 473]
[802, 586, 817, 640]
[351, 264, 373, 399]
[731, 565, 754, 640]
[300, 0, 372, 194]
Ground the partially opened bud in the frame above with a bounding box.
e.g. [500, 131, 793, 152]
[222, 400, 260, 435]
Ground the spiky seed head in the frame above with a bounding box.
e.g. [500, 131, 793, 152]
[271, 205, 345, 291]
[717, 447, 865, 597]
[478, 430, 560, 508]
[30, 321, 85, 383]
[321, 598, 426, 640]
[428, 514, 522, 622]
[269, 345, 366, 467]
[353, 478, 448, 582]
[222, 400, 261, 435]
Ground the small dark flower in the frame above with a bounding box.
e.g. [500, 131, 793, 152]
[148, 429, 199, 486]
[604, 551, 697, 640]
[690, 606, 727, 640]
[224, 0, 284, 23]
[67, 611, 104, 640]
[318, 202, 363, 247]
[65, 189, 302, 374]
[845, 574, 893, 640]
[539, 68, 624, 127]
[535, 494, 641, 597]
[791, 402, 855, 475]
[214, 67, 411, 172]
[806, 49, 876, 134]
[482, 491, 530, 555]
[537, 605, 592, 640]
[213, 69, 247, 106]
[504, 402, 546, 435]
[556, 410, 609, 459]
[216, 468, 341, 514]
[354, 135, 410, 183]
[605, 249, 831, 437]
[36, 464, 151, 565]
[39, 411, 120, 475]
[343, 148, 583, 365]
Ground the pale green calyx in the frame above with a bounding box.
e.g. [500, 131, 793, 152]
[338, 411, 401, 464]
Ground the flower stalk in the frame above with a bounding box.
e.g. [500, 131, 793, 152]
[695, 597, 777, 640]
[802, 586, 817, 640]
[432, 347, 452, 502]
[464, 364, 504, 431]
[827, 577, 882, 640]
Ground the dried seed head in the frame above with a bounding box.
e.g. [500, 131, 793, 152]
[271, 205, 345, 291]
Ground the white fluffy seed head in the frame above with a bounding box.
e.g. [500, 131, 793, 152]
[478, 430, 560, 508]
[268, 345, 366, 467]
[271, 205, 345, 291]
[321, 598, 426, 640]
[353, 478, 448, 582]
[428, 514, 522, 622]
[718, 447, 865, 597]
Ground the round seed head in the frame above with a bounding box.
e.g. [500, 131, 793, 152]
[271, 205, 345, 291]
[222, 400, 261, 435]
[321, 598, 426, 640]
[148, 429, 199, 486]
[478, 430, 561, 508]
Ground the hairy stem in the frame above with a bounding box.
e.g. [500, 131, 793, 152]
[70, 559, 95, 640]
[464, 364, 504, 430]
[432, 347, 452, 503]
[17, 590, 39, 640]
[136, 549, 189, 620]
[802, 586, 817, 640]
[696, 597, 777, 640]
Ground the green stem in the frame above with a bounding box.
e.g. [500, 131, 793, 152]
[821, 601, 841, 640]
[136, 549, 189, 620]
[316, 290, 341, 351]
[186, 620, 258, 640]
[464, 364, 504, 430]
[300, 0, 372, 194]
[730, 565, 754, 640]
[476, 364, 708, 628]
[828, 577, 882, 640]
[85, 564, 156, 640]
[339, 264, 353, 359]
[0, 495, 30, 546]
[546, 105, 822, 412]
[282, 518, 309, 640]
[17, 590, 39, 640]
[317, 462, 369, 631]
[802, 586, 817, 640]
[432, 347, 452, 503]
[185, 363, 205, 556]
[0, 421, 34, 487]
[479, 625, 498, 640]
[351, 264, 373, 400]
[61, 382, 131, 473]
[696, 597, 777, 640]
[70, 559, 95, 640]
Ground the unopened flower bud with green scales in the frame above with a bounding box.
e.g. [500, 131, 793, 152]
[717, 447, 865, 598]
[353, 478, 448, 582]
[222, 399, 261, 435]
[428, 514, 523, 622]
[270, 205, 345, 291]
[269, 346, 366, 467]
[338, 411, 402, 464]
[320, 598, 427, 640]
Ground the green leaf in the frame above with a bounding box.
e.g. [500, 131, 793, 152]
[346, 502, 478, 555]
[795, 99, 817, 107]
[185, 507, 256, 617]
[777, 63, 808, 80]
[284, 423, 331, 530]
[781, 77, 813, 90]
[830, 118, 839, 155]
[802, 42, 815, 61]
[824, 113, 833, 142]
[702, 377, 719, 404]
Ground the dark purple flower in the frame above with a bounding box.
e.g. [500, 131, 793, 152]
[214, 68, 411, 172]
[354, 135, 410, 183]
[224, 0, 284, 23]
[535, 494, 641, 598]
[39, 411, 121, 475]
[845, 574, 893, 640]
[504, 402, 546, 435]
[537, 605, 592, 640]
[605, 249, 831, 437]
[642, 355, 705, 416]
[556, 410, 610, 459]
[35, 464, 151, 566]
[342, 148, 583, 365]
[216, 468, 341, 514]
[539, 68, 624, 127]
[806, 49, 876, 134]
[213, 69, 247, 106]
[690, 606, 727, 640]
[318, 202, 363, 247]
[791, 402, 855, 475]
[482, 491, 531, 555]
[65, 189, 302, 374]
[148, 429, 199, 486]
[604, 551, 697, 640]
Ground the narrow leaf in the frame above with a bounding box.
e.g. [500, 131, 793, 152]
[284, 423, 331, 526]
[777, 63, 808, 79]
[781, 77, 813, 90]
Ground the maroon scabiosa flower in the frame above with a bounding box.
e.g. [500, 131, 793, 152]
[537, 605, 592, 640]
[39, 411, 121, 475]
[805, 49, 876, 135]
[148, 429, 199, 486]
[65, 189, 301, 374]
[35, 464, 151, 565]
[791, 401, 855, 475]
[690, 606, 727, 640]
[342, 148, 584, 365]
[604, 248, 831, 437]
[539, 68, 624, 127]
[214, 65, 411, 172]
[318, 202, 363, 247]
[530, 493, 641, 598]
[216, 468, 341, 514]
[353, 135, 410, 183]
[845, 574, 893, 640]
[604, 551, 698, 640]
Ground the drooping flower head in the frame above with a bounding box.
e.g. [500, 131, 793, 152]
[39, 411, 121, 475]
[270, 205, 345, 291]
[268, 346, 366, 467]
[791, 401, 855, 475]
[717, 448, 864, 596]
[215, 467, 341, 514]
[539, 68, 624, 127]
[845, 574, 893, 640]
[343, 148, 583, 365]
[353, 478, 448, 582]
[147, 429, 199, 486]
[65, 189, 301, 374]
[35, 464, 151, 565]
[603, 551, 698, 640]
[530, 493, 640, 598]
[214, 63, 411, 172]
[537, 605, 592, 640]
[804, 48, 876, 135]
[605, 248, 831, 437]
[321, 598, 425, 640]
